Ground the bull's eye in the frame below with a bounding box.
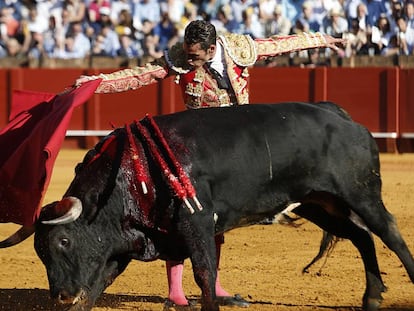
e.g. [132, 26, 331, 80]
[59, 238, 70, 248]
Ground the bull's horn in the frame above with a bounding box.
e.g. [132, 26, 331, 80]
[0, 225, 35, 248]
[42, 196, 83, 225]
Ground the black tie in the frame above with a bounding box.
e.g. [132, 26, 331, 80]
[206, 63, 229, 90]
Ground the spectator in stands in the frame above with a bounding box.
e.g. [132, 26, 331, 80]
[63, 0, 87, 24]
[282, 0, 306, 22]
[237, 6, 265, 38]
[41, 0, 64, 23]
[230, 0, 258, 26]
[380, 33, 401, 55]
[371, 13, 395, 54]
[42, 15, 60, 57]
[88, 0, 111, 35]
[114, 8, 134, 38]
[0, 6, 19, 39]
[264, 4, 292, 36]
[0, 43, 5, 58]
[26, 5, 48, 35]
[396, 16, 414, 54]
[34, 0, 60, 27]
[91, 32, 105, 55]
[199, 0, 223, 20]
[297, 1, 322, 32]
[110, 0, 133, 27]
[137, 19, 163, 61]
[153, 11, 179, 52]
[344, 0, 363, 21]
[26, 30, 45, 59]
[118, 30, 141, 58]
[343, 17, 369, 56]
[365, 0, 388, 27]
[54, 20, 91, 58]
[406, 2, 414, 30]
[210, 4, 239, 34]
[75, 19, 345, 308]
[174, 2, 198, 39]
[3, 37, 23, 57]
[0, 0, 25, 21]
[57, 7, 73, 44]
[389, 0, 404, 33]
[324, 6, 348, 38]
[258, 0, 277, 23]
[132, 0, 161, 35]
[305, 0, 330, 32]
[355, 2, 370, 32]
[93, 22, 121, 57]
[166, 0, 186, 25]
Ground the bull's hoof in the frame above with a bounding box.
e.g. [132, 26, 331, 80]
[216, 294, 250, 307]
[362, 297, 383, 311]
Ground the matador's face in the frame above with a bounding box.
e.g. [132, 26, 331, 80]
[183, 42, 216, 69]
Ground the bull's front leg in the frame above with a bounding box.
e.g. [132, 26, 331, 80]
[177, 213, 219, 311]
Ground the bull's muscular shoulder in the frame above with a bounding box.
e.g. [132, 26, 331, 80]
[219, 33, 257, 66]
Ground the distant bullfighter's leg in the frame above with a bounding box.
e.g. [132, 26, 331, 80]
[166, 260, 188, 305]
[294, 203, 386, 311]
[166, 234, 230, 306]
[214, 234, 231, 297]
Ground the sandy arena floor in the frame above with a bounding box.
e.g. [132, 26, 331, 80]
[0, 150, 413, 311]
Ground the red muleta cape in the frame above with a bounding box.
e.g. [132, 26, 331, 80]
[0, 80, 101, 226]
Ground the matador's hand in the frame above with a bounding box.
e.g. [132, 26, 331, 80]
[74, 75, 101, 87]
[323, 35, 347, 51]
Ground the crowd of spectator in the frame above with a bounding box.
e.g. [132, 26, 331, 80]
[0, 0, 413, 64]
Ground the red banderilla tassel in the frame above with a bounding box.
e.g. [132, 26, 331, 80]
[145, 115, 203, 211]
[125, 123, 148, 195]
[135, 120, 195, 214]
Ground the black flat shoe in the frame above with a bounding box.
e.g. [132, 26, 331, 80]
[163, 299, 197, 311]
[216, 294, 250, 307]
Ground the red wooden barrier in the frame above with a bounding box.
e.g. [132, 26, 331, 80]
[397, 69, 414, 152]
[0, 67, 413, 151]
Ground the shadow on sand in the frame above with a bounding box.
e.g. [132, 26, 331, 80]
[0, 288, 413, 311]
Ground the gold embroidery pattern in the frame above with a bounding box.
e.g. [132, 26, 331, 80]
[96, 65, 168, 93]
[184, 67, 231, 108]
[241, 68, 249, 78]
[255, 33, 327, 58]
[224, 50, 250, 105]
[220, 33, 257, 67]
[185, 82, 203, 109]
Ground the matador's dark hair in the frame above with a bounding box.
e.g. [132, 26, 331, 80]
[184, 20, 217, 51]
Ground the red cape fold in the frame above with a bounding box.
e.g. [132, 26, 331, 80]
[0, 80, 101, 226]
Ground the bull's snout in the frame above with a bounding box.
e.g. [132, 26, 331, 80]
[56, 288, 87, 305]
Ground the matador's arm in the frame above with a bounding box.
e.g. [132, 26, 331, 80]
[254, 32, 345, 59]
[75, 58, 170, 93]
[75, 42, 192, 93]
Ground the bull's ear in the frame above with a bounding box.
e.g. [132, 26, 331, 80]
[83, 192, 99, 223]
[40, 197, 83, 225]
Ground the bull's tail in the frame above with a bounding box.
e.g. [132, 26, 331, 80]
[302, 231, 340, 274]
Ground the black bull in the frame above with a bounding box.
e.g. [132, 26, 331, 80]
[2, 102, 414, 311]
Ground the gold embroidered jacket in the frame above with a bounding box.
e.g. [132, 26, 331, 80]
[90, 32, 328, 109]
